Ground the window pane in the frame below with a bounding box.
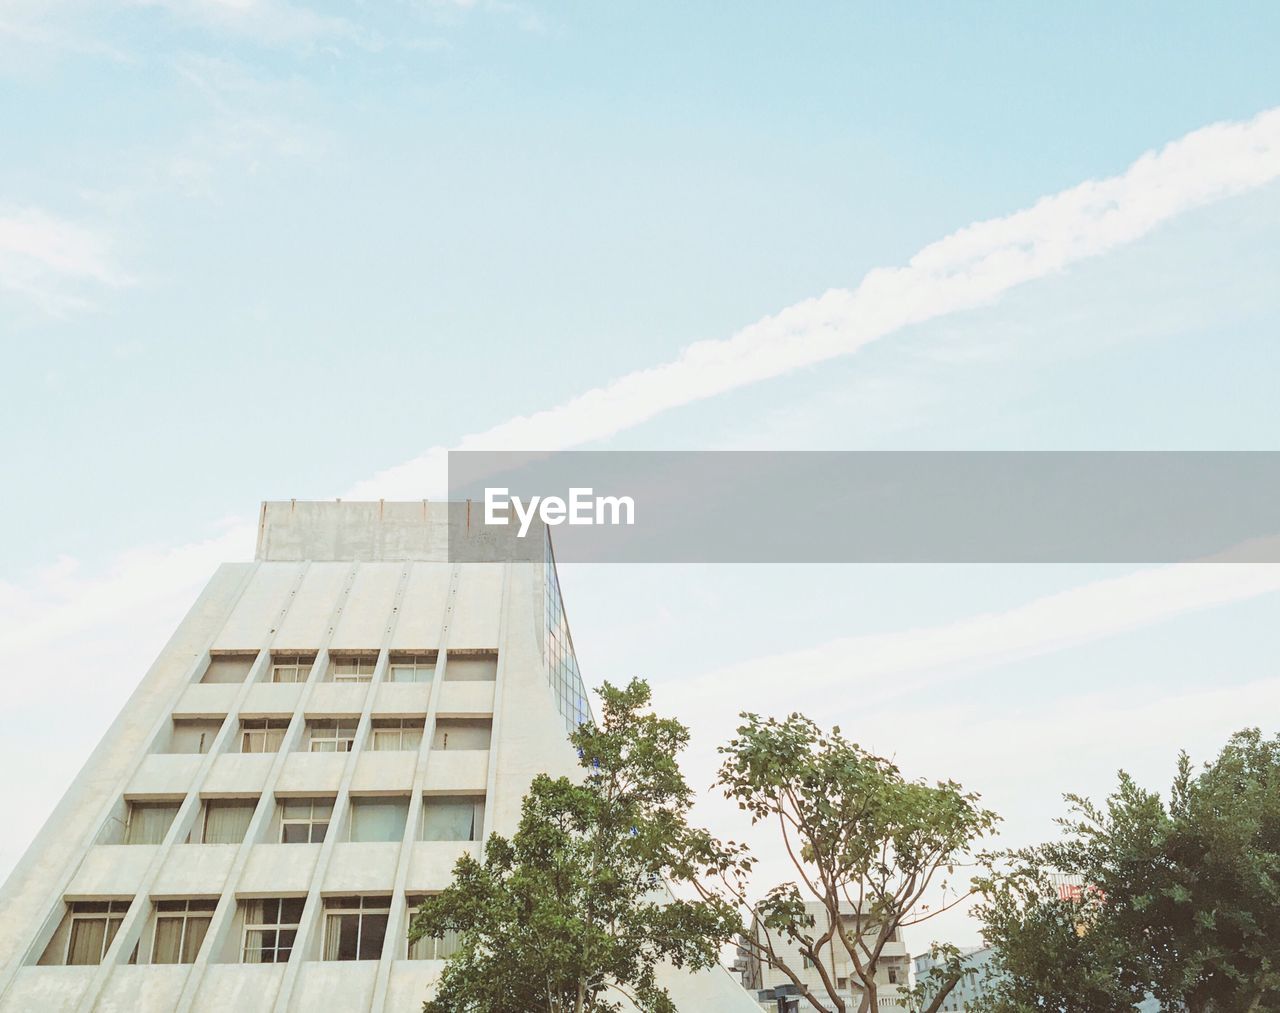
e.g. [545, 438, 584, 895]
[282, 823, 309, 844]
[328, 913, 360, 960]
[182, 916, 211, 963]
[443, 656, 496, 682]
[126, 803, 178, 845]
[358, 913, 388, 960]
[204, 800, 254, 844]
[421, 798, 482, 841]
[105, 917, 123, 952]
[152, 917, 183, 964]
[349, 800, 408, 843]
[243, 928, 272, 964]
[67, 919, 106, 965]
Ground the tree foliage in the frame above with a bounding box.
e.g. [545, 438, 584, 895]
[706, 713, 1000, 1013]
[975, 728, 1280, 1013]
[904, 943, 972, 1013]
[410, 679, 744, 1013]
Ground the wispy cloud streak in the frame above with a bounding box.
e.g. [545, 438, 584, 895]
[661, 563, 1280, 729]
[349, 105, 1280, 498]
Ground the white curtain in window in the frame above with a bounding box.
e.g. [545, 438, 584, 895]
[152, 917, 183, 964]
[323, 914, 355, 960]
[153, 914, 211, 964]
[242, 930, 266, 964]
[350, 801, 407, 843]
[400, 727, 423, 750]
[373, 726, 422, 751]
[204, 802, 253, 844]
[126, 804, 177, 845]
[67, 919, 106, 965]
[185, 917, 210, 962]
[242, 901, 267, 964]
[391, 659, 433, 682]
[408, 926, 461, 960]
[421, 800, 480, 841]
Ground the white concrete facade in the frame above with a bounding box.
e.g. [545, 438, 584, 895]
[742, 902, 911, 1012]
[0, 501, 759, 1013]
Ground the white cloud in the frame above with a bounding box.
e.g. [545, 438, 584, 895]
[130, 0, 368, 48]
[0, 0, 372, 66]
[0, 207, 131, 314]
[348, 105, 1280, 499]
[657, 562, 1280, 751]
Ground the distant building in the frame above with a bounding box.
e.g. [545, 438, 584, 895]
[740, 901, 911, 1012]
[913, 944, 1163, 1013]
[913, 944, 998, 1011]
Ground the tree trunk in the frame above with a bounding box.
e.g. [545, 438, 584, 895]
[922, 972, 963, 1013]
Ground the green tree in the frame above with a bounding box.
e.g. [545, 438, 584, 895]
[975, 728, 1280, 1013]
[706, 713, 1000, 1013]
[972, 864, 1143, 1013]
[905, 943, 971, 1013]
[410, 678, 745, 1013]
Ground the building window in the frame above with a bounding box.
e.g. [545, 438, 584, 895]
[307, 718, 358, 752]
[280, 798, 333, 843]
[431, 718, 491, 751]
[199, 799, 256, 844]
[348, 798, 409, 843]
[201, 654, 254, 685]
[151, 899, 216, 964]
[323, 896, 390, 961]
[166, 718, 223, 754]
[442, 651, 497, 682]
[388, 653, 435, 683]
[241, 898, 304, 964]
[420, 796, 484, 841]
[888, 966, 899, 984]
[63, 900, 130, 965]
[271, 654, 314, 684]
[125, 801, 180, 845]
[329, 654, 377, 683]
[406, 895, 461, 960]
[240, 718, 289, 753]
[371, 718, 423, 752]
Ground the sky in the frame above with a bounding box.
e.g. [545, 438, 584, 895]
[3, 0, 1280, 953]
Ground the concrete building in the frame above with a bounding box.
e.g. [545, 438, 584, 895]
[0, 501, 759, 1012]
[741, 902, 911, 1012]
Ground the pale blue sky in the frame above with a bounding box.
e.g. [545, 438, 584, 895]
[4, 1, 1280, 560]
[3, 1, 1280, 948]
